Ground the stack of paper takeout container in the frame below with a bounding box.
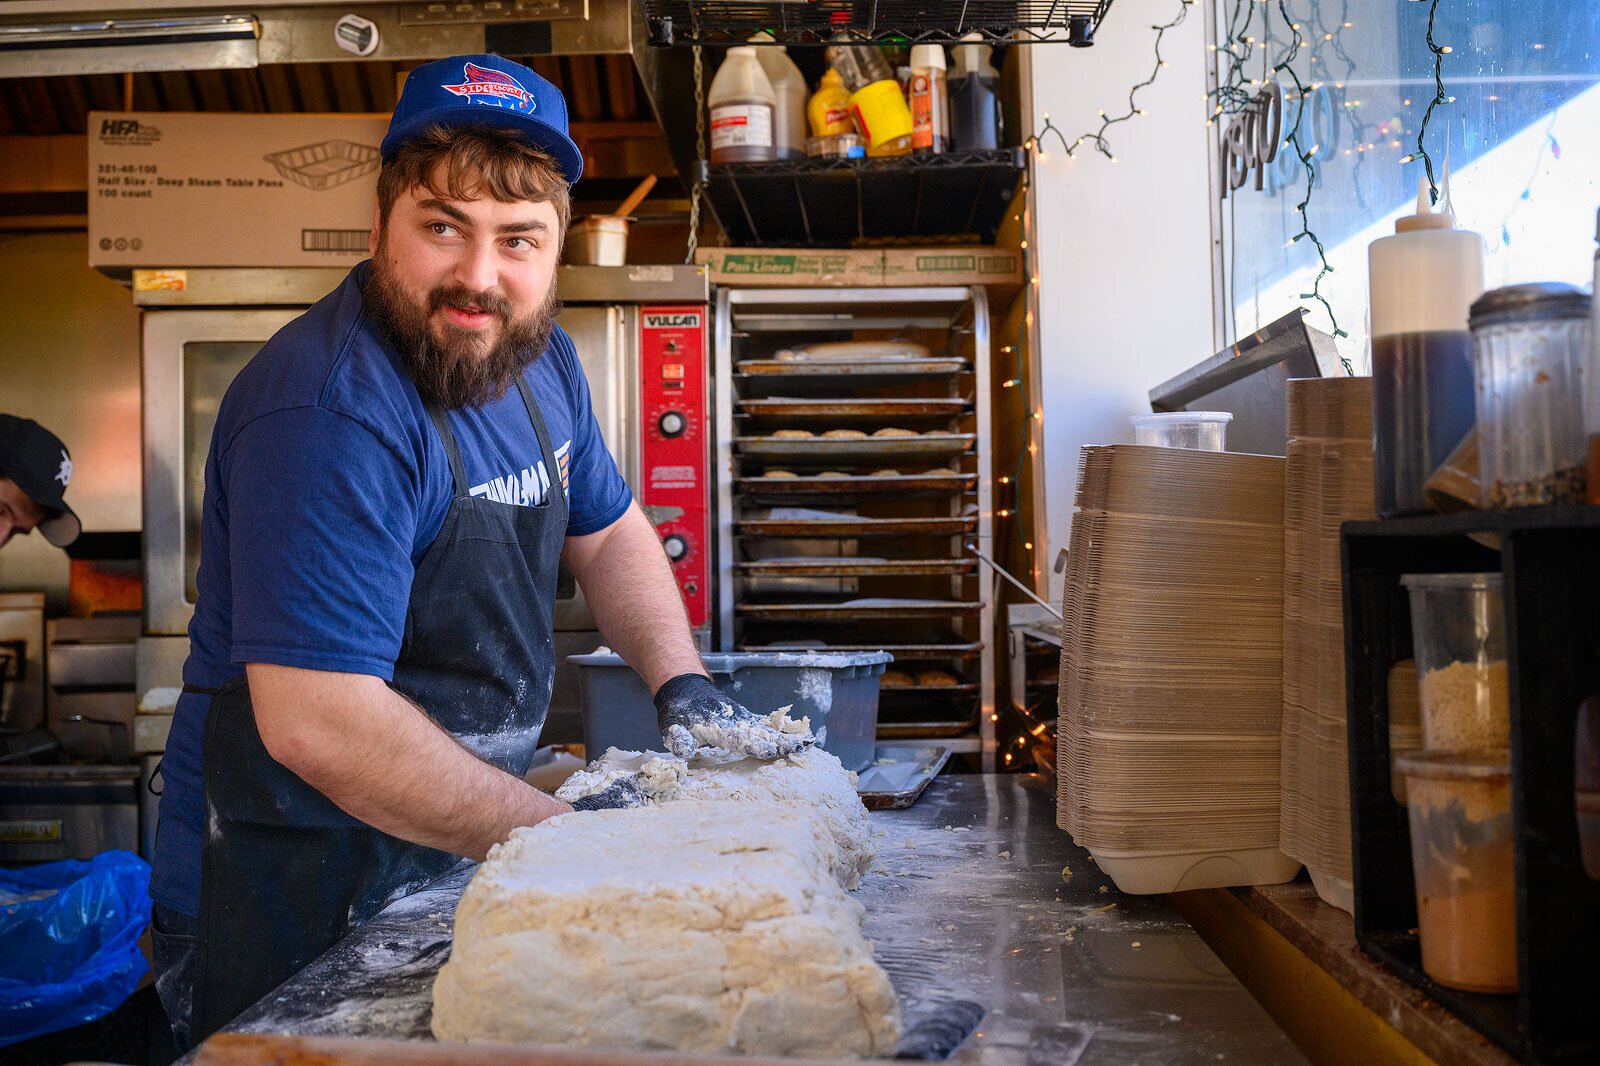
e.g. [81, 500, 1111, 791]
[1277, 378, 1375, 914]
[1058, 445, 1301, 893]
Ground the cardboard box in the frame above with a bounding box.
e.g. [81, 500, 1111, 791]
[694, 245, 1023, 288]
[88, 111, 388, 268]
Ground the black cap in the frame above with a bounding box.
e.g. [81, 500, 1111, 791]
[0, 415, 81, 547]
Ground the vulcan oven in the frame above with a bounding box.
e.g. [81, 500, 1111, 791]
[135, 265, 712, 740]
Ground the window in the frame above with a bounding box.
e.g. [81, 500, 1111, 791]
[1217, 1, 1600, 367]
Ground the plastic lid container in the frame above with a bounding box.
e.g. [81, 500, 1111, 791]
[1128, 412, 1233, 452]
[1469, 282, 1592, 507]
[1400, 573, 1507, 750]
[807, 133, 866, 159]
[1395, 749, 1517, 993]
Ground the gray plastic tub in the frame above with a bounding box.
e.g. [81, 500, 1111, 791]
[567, 651, 893, 771]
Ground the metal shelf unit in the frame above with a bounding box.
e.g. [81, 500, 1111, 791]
[713, 286, 995, 768]
[638, 1, 1116, 46]
[698, 150, 1026, 247]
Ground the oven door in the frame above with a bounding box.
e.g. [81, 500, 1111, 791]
[142, 308, 303, 636]
[549, 302, 638, 631]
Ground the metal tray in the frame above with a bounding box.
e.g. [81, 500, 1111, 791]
[878, 682, 981, 695]
[856, 745, 953, 810]
[736, 559, 977, 577]
[739, 641, 984, 661]
[876, 718, 979, 740]
[737, 473, 974, 496]
[737, 398, 970, 421]
[737, 599, 981, 620]
[739, 516, 977, 537]
[736, 358, 967, 378]
[737, 433, 976, 460]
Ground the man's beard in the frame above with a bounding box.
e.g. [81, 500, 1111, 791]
[364, 247, 561, 410]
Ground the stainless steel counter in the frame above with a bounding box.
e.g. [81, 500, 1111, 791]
[211, 774, 1306, 1064]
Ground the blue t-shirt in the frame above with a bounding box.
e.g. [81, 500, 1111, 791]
[150, 261, 632, 917]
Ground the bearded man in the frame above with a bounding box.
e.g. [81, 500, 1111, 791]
[149, 54, 807, 1049]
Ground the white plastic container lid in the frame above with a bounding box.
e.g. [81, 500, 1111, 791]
[1128, 412, 1234, 428]
[910, 44, 947, 70]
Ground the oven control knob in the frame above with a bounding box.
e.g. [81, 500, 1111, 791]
[657, 410, 687, 438]
[662, 534, 689, 561]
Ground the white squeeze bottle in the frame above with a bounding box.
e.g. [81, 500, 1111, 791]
[748, 32, 808, 160]
[708, 47, 776, 164]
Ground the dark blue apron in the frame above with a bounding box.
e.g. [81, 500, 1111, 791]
[188, 375, 566, 1039]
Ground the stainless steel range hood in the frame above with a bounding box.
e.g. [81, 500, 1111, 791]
[0, 0, 704, 198]
[0, 1, 629, 75]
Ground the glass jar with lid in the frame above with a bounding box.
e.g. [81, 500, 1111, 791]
[1468, 282, 1591, 507]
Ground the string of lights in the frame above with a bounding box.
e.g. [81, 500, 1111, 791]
[1271, 0, 1347, 344]
[1025, 0, 1195, 163]
[1400, 0, 1453, 204]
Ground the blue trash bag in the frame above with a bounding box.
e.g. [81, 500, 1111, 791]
[0, 849, 151, 1047]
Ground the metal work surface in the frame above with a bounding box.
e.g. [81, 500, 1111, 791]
[208, 775, 1305, 1064]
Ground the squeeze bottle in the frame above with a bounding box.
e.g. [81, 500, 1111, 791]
[1367, 177, 1485, 515]
[908, 44, 950, 154]
[808, 68, 853, 137]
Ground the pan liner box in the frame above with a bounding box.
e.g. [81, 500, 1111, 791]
[88, 111, 388, 269]
[696, 246, 1023, 289]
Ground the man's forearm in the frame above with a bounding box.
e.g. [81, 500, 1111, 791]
[565, 503, 705, 691]
[248, 663, 570, 861]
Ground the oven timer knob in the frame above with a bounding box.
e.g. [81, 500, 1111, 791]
[662, 534, 689, 561]
[657, 410, 687, 438]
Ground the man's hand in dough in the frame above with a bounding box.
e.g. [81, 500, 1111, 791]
[567, 775, 648, 812]
[653, 673, 815, 761]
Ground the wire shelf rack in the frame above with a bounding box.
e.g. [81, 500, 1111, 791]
[638, 0, 1117, 46]
[698, 148, 1025, 246]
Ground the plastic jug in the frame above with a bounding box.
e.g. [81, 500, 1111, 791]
[808, 68, 854, 137]
[950, 33, 1002, 150]
[707, 46, 776, 164]
[748, 32, 808, 160]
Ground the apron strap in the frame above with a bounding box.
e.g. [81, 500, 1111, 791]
[515, 375, 569, 526]
[424, 401, 472, 499]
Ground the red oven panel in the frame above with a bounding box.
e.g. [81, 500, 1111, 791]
[638, 305, 709, 629]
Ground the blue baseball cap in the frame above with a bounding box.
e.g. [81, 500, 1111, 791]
[382, 54, 584, 184]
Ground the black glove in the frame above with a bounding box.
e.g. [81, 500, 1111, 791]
[567, 775, 647, 812]
[653, 673, 815, 761]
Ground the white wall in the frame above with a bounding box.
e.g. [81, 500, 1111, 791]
[1031, 1, 1216, 599]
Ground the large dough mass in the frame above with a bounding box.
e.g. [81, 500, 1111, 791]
[433, 754, 899, 1058]
[556, 745, 875, 888]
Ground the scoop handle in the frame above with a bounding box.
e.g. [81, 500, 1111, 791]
[614, 174, 658, 218]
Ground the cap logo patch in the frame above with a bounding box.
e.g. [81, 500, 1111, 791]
[55, 451, 71, 487]
[441, 62, 537, 114]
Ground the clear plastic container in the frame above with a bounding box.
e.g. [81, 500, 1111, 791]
[1401, 573, 1508, 750]
[564, 215, 628, 265]
[1128, 412, 1232, 451]
[1396, 749, 1517, 994]
[806, 133, 865, 159]
[1470, 282, 1591, 507]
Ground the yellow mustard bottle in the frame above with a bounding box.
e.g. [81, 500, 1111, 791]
[808, 68, 854, 137]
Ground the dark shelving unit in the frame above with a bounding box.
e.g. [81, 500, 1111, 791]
[1341, 506, 1600, 1065]
[698, 148, 1025, 246]
[638, 0, 1116, 46]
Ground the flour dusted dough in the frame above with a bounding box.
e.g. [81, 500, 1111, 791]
[558, 745, 875, 888]
[431, 802, 901, 1058]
